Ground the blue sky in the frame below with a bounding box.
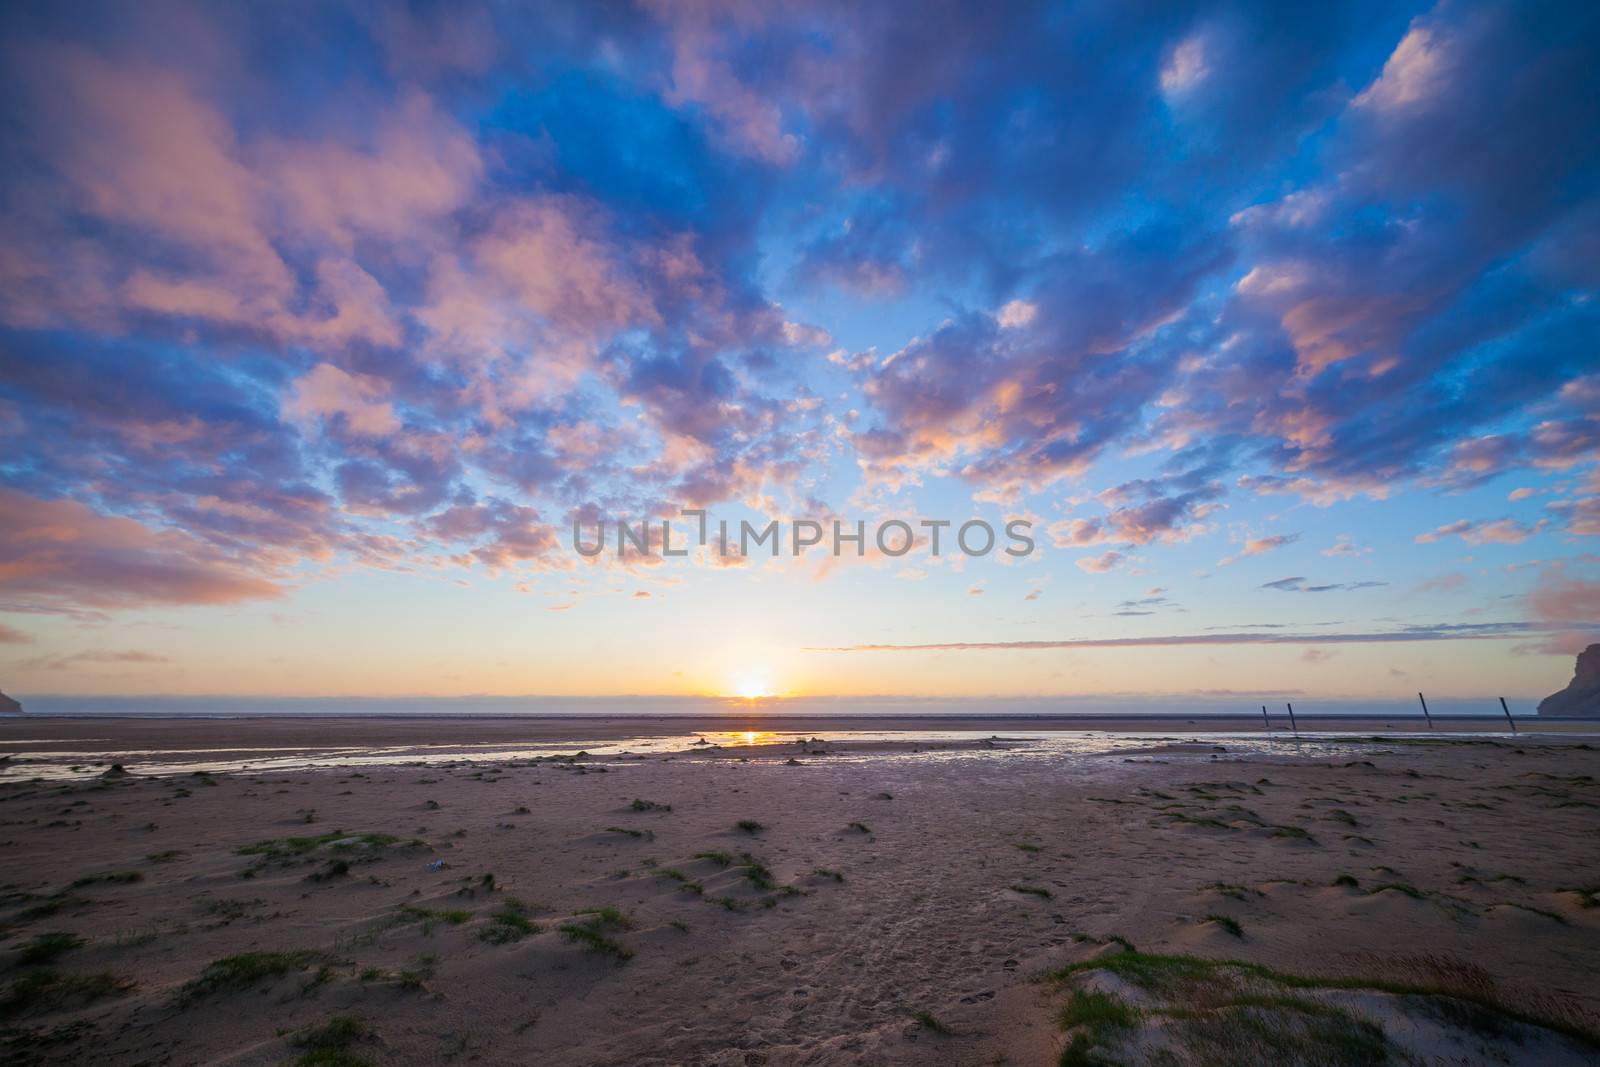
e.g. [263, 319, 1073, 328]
[0, 0, 1596, 703]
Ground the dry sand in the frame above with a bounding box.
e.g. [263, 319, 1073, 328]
[2, 718, 1598, 1065]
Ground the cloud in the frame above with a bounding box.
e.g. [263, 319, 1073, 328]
[0, 487, 283, 614]
[0, 623, 34, 644]
[0, 0, 1595, 625]
[1415, 572, 1467, 594]
[1076, 551, 1125, 574]
[810, 621, 1550, 653]
[1051, 472, 1225, 550]
[854, 225, 1229, 497]
[1353, 23, 1453, 114]
[1260, 576, 1387, 593]
[1322, 537, 1369, 557]
[1528, 572, 1600, 626]
[23, 649, 172, 670]
[1416, 518, 1545, 545]
[1219, 532, 1299, 566]
[1523, 569, 1600, 655]
[285, 364, 401, 438]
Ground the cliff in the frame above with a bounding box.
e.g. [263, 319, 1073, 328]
[0, 690, 20, 715]
[1538, 644, 1600, 717]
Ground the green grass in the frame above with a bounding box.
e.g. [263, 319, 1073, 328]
[694, 850, 734, 866]
[236, 831, 402, 863]
[735, 819, 764, 834]
[18, 895, 86, 921]
[1016, 842, 1043, 853]
[1010, 884, 1052, 899]
[479, 899, 539, 944]
[393, 906, 472, 934]
[1046, 949, 1600, 1049]
[910, 1009, 950, 1034]
[1204, 913, 1243, 937]
[69, 870, 143, 888]
[179, 950, 322, 1001]
[812, 868, 845, 882]
[652, 870, 704, 895]
[1058, 988, 1139, 1066]
[558, 909, 634, 960]
[308, 859, 350, 881]
[603, 826, 652, 839]
[17, 932, 83, 967]
[737, 855, 776, 891]
[0, 970, 134, 1016]
[630, 799, 671, 812]
[846, 821, 871, 834]
[291, 1015, 374, 1067]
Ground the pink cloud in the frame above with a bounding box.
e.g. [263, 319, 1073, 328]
[0, 623, 34, 644]
[1219, 532, 1299, 566]
[285, 364, 401, 438]
[1524, 570, 1600, 655]
[1075, 550, 1124, 574]
[0, 487, 282, 613]
[1416, 517, 1545, 545]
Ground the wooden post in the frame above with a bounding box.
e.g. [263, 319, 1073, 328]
[1285, 701, 1298, 736]
[1499, 696, 1517, 734]
[1417, 692, 1434, 729]
[1261, 704, 1271, 732]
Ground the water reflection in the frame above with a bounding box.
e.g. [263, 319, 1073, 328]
[0, 727, 1554, 782]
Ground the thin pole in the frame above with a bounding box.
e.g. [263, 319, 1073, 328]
[1417, 692, 1434, 729]
[1261, 704, 1271, 732]
[1499, 697, 1517, 734]
[1285, 701, 1298, 736]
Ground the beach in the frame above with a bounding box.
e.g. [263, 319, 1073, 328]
[2, 718, 1598, 1064]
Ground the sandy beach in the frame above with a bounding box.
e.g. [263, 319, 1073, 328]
[1, 718, 1598, 1065]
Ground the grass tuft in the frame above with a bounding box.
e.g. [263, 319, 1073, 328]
[17, 932, 84, 967]
[179, 950, 321, 1001]
[558, 908, 634, 960]
[479, 899, 539, 944]
[1, 969, 134, 1016]
[291, 1014, 375, 1067]
[69, 870, 143, 888]
[1204, 913, 1244, 937]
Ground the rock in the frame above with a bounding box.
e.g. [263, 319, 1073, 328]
[100, 763, 131, 779]
[1538, 643, 1600, 717]
[0, 690, 20, 714]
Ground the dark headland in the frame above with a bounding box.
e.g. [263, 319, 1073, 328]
[1539, 643, 1600, 717]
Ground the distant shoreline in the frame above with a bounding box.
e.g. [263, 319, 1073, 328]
[3, 711, 1597, 723]
[3, 713, 1598, 759]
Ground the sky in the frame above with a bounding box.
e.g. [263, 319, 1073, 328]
[0, 0, 1597, 708]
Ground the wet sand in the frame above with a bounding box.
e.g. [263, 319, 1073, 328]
[1, 719, 1598, 1064]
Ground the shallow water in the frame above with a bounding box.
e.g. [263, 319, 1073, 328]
[0, 727, 1569, 781]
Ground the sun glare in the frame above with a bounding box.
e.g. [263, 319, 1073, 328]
[729, 669, 775, 701]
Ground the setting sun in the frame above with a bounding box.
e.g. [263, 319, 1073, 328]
[729, 669, 776, 700]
